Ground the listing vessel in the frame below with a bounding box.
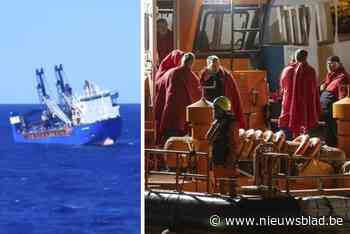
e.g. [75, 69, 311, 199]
[9, 64, 122, 145]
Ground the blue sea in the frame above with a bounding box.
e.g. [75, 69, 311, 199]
[0, 104, 140, 234]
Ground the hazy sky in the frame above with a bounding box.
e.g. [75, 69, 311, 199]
[0, 1, 140, 104]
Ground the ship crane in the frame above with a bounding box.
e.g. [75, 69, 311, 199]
[42, 97, 72, 126]
[55, 64, 67, 106]
[35, 67, 72, 126]
[35, 68, 49, 104]
[54, 64, 80, 108]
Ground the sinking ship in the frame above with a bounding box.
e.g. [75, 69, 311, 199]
[9, 64, 122, 145]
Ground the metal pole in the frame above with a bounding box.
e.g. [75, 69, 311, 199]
[207, 153, 210, 193]
[146, 151, 149, 190]
[231, 0, 235, 54]
[175, 153, 180, 192]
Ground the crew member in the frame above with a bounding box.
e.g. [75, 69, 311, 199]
[156, 52, 201, 145]
[157, 18, 174, 62]
[320, 56, 350, 146]
[278, 49, 320, 137]
[199, 55, 245, 128]
[206, 96, 239, 194]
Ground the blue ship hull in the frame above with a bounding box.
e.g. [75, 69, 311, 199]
[11, 117, 122, 145]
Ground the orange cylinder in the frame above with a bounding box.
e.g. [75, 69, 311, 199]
[333, 96, 350, 120]
[337, 120, 350, 136]
[186, 98, 213, 124]
[333, 95, 350, 156]
[191, 124, 211, 140]
[186, 98, 213, 175]
[337, 136, 350, 153]
[193, 139, 210, 175]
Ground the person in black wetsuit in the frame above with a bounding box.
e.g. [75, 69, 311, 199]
[207, 96, 238, 167]
[207, 96, 239, 194]
[320, 56, 350, 146]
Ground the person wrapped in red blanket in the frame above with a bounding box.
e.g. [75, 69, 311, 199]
[155, 50, 184, 82]
[199, 55, 245, 129]
[320, 56, 350, 146]
[154, 50, 185, 145]
[279, 49, 320, 138]
[155, 52, 201, 145]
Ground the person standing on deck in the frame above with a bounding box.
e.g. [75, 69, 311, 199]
[154, 50, 184, 145]
[199, 55, 245, 128]
[320, 56, 350, 146]
[157, 52, 201, 145]
[155, 50, 184, 82]
[278, 49, 321, 138]
[206, 96, 240, 194]
[278, 56, 297, 139]
[157, 18, 174, 63]
[207, 96, 239, 166]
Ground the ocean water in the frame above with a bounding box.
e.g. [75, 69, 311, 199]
[0, 104, 140, 234]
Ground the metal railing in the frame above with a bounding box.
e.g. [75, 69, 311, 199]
[145, 145, 350, 197]
[145, 148, 210, 193]
[145, 148, 256, 196]
[258, 151, 350, 196]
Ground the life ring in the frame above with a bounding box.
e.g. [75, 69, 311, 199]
[292, 134, 310, 156]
